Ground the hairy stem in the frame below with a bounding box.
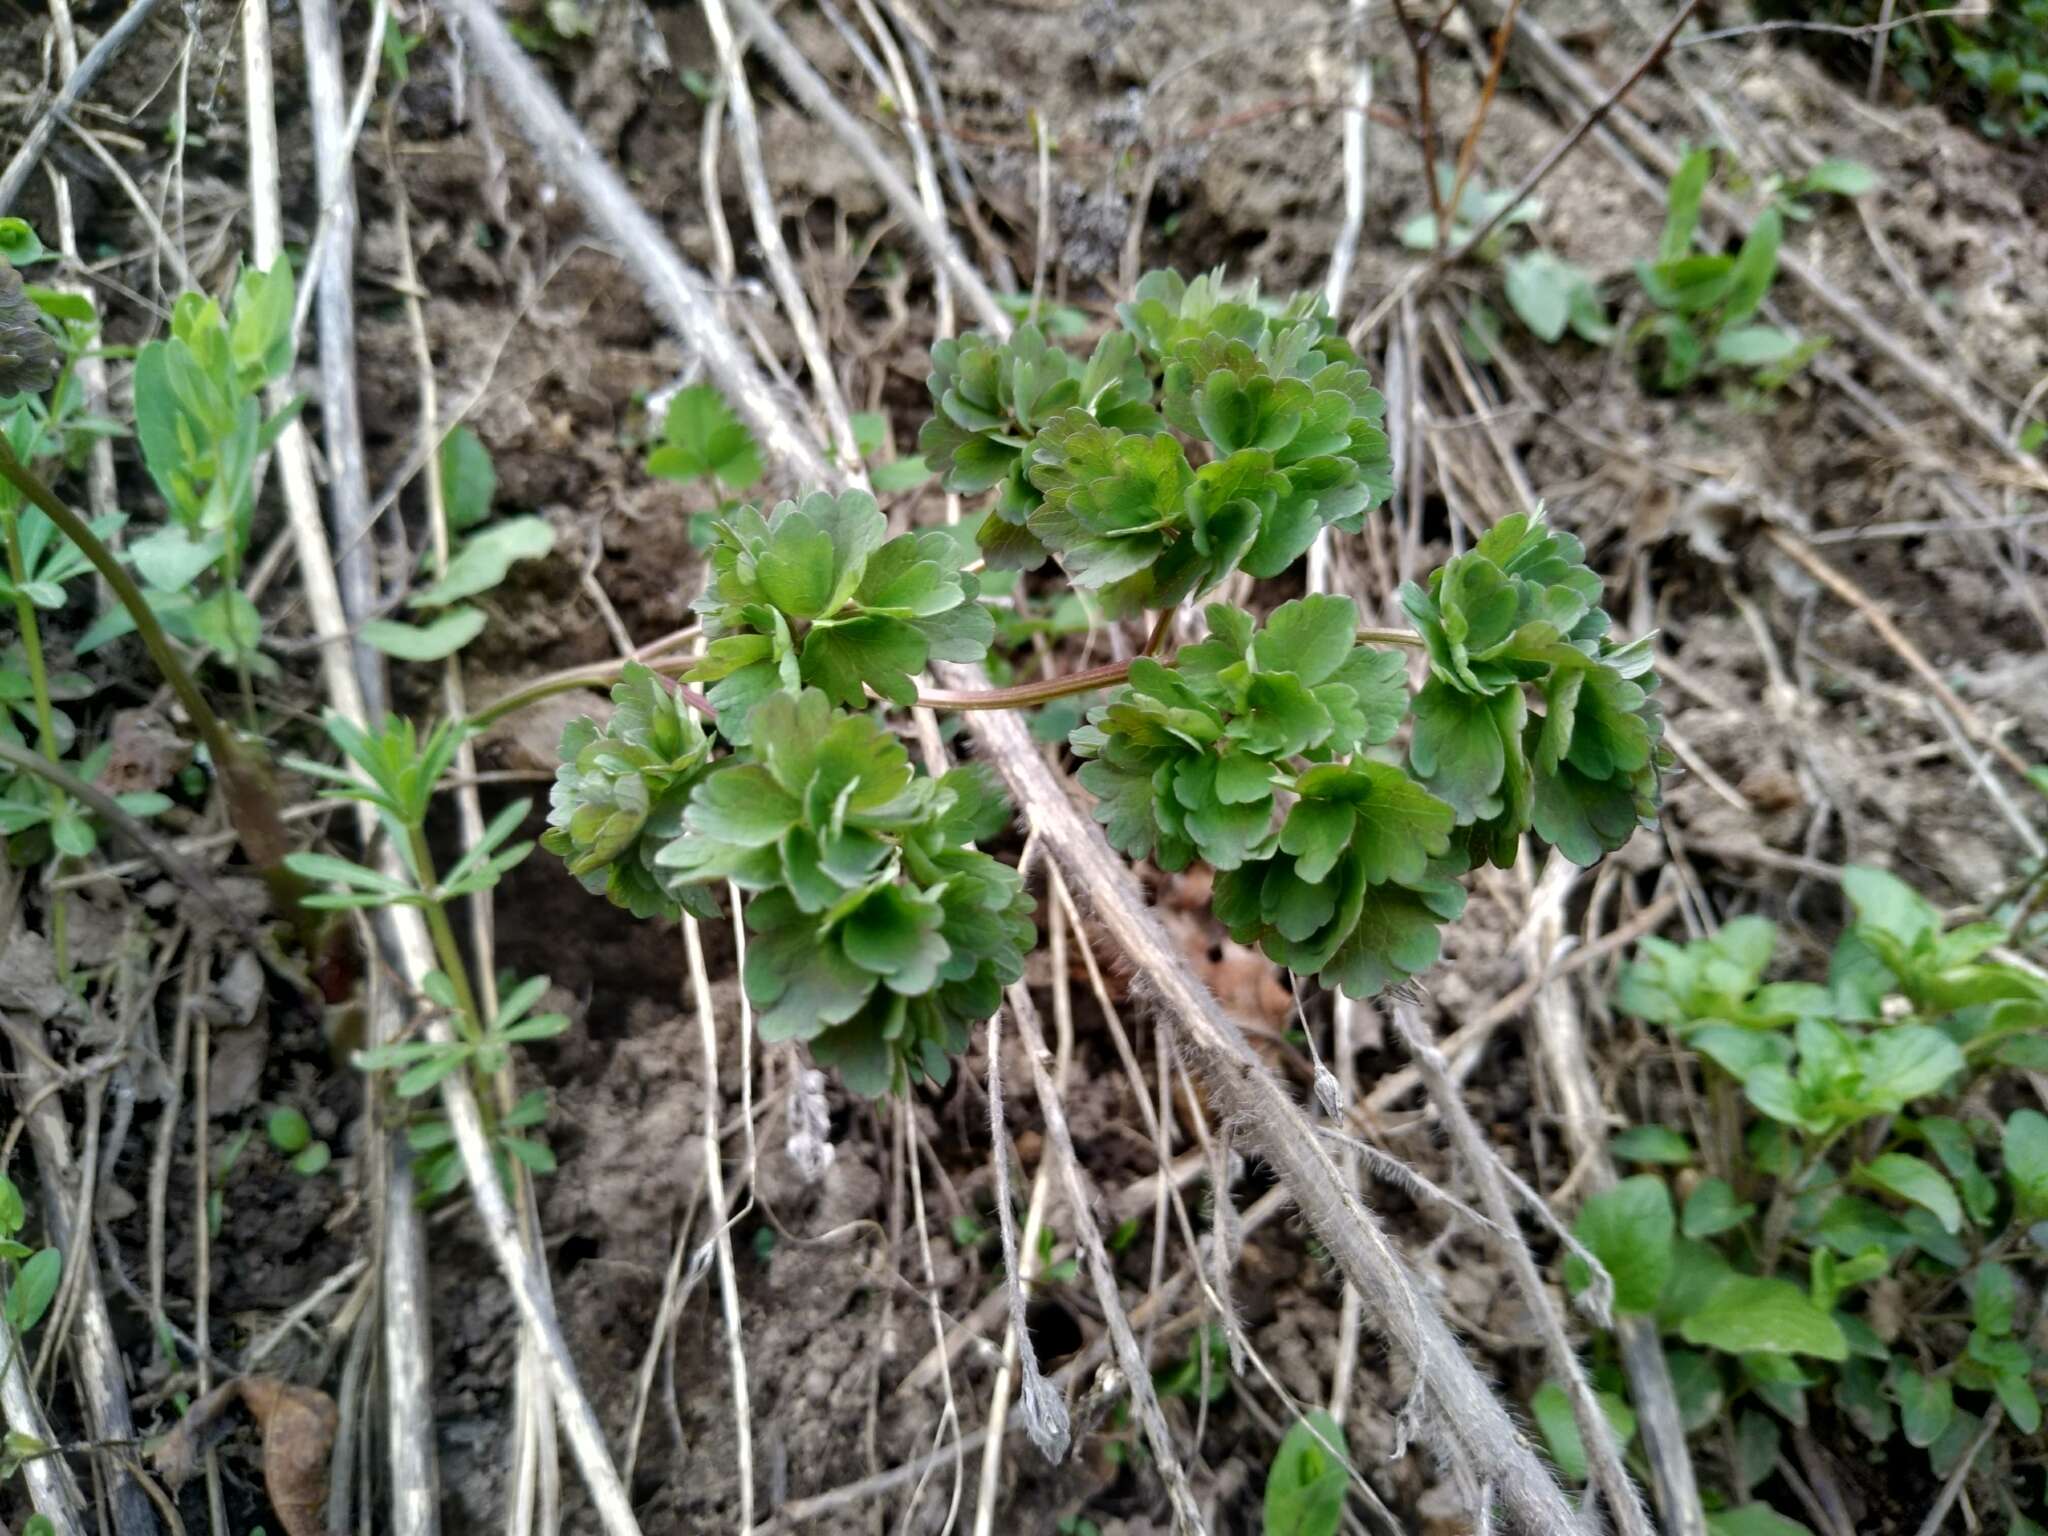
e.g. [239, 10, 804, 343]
[0, 436, 298, 884]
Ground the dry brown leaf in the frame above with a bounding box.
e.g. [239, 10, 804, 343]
[152, 1375, 338, 1536]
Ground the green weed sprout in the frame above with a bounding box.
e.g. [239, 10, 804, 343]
[1541, 863, 2048, 1524]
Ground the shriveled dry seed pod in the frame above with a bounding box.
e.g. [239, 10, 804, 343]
[152, 1375, 339, 1536]
[0, 258, 59, 396]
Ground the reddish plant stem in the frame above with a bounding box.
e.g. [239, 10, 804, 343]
[1142, 608, 1176, 656]
[1391, 0, 1449, 247]
[1441, 0, 1524, 229]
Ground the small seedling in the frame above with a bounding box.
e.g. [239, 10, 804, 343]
[1631, 149, 1875, 393]
[1400, 166, 1612, 350]
[265, 1107, 332, 1177]
[286, 714, 563, 1199]
[1262, 1411, 1349, 1536]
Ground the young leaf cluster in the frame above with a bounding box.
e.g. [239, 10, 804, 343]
[80, 264, 299, 671]
[1399, 510, 1668, 870]
[542, 661, 719, 920]
[924, 269, 1394, 616]
[685, 489, 993, 740]
[1632, 149, 1873, 392]
[652, 689, 1035, 1097]
[1537, 863, 2048, 1526]
[1070, 592, 1469, 997]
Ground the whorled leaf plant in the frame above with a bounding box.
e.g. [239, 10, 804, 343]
[546, 267, 1671, 1095]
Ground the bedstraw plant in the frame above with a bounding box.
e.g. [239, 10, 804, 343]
[543, 267, 1672, 1096]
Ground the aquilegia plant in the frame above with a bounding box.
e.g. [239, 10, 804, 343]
[544, 269, 1671, 1095]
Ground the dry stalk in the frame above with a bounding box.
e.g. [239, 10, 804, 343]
[1520, 856, 1707, 1536]
[1005, 988, 1208, 1534]
[1321, 0, 1374, 317]
[701, 0, 864, 467]
[244, 4, 441, 1523]
[4, 1006, 153, 1536]
[973, 895, 1070, 1526]
[682, 914, 756, 1531]
[722, 0, 1011, 336]
[1389, 1005, 1649, 1536]
[301, 0, 384, 713]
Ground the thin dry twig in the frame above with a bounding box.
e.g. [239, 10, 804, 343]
[1389, 1005, 1649, 1536]
[701, 0, 864, 467]
[1520, 858, 1707, 1536]
[682, 914, 756, 1530]
[0, 0, 170, 215]
[1766, 527, 2037, 787]
[1006, 989, 1208, 1534]
[723, 0, 1011, 336]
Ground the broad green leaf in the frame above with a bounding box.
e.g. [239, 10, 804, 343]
[1660, 149, 1712, 264]
[1610, 1125, 1692, 1165]
[290, 1142, 332, 1176]
[439, 425, 496, 531]
[1800, 159, 1878, 197]
[128, 526, 222, 591]
[266, 1107, 312, 1153]
[1715, 326, 1800, 366]
[1504, 252, 1571, 344]
[1858, 1026, 1963, 1112]
[1842, 864, 1939, 947]
[1682, 1178, 1755, 1238]
[362, 607, 488, 661]
[870, 456, 933, 494]
[1567, 1175, 1673, 1314]
[0, 1177, 21, 1236]
[1530, 1381, 1635, 1484]
[1721, 205, 1782, 326]
[1892, 1361, 1953, 1449]
[4, 1249, 61, 1332]
[1252, 595, 1357, 686]
[1972, 1263, 2016, 1336]
[651, 385, 762, 490]
[1855, 1153, 1961, 1234]
[1679, 1276, 1847, 1360]
[414, 515, 554, 607]
[2005, 1110, 2048, 1218]
[0, 219, 49, 265]
[1707, 1506, 1815, 1536]
[1261, 1411, 1348, 1536]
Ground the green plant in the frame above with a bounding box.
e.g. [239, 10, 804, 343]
[547, 267, 1665, 1098]
[266, 1107, 332, 1177]
[0, 1173, 59, 1336]
[82, 260, 301, 678]
[285, 713, 562, 1198]
[361, 424, 555, 661]
[1153, 1323, 1232, 1403]
[1262, 1411, 1350, 1536]
[1762, 0, 2048, 141]
[1543, 863, 2048, 1527]
[1631, 149, 1875, 393]
[0, 244, 302, 917]
[1399, 165, 1612, 349]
